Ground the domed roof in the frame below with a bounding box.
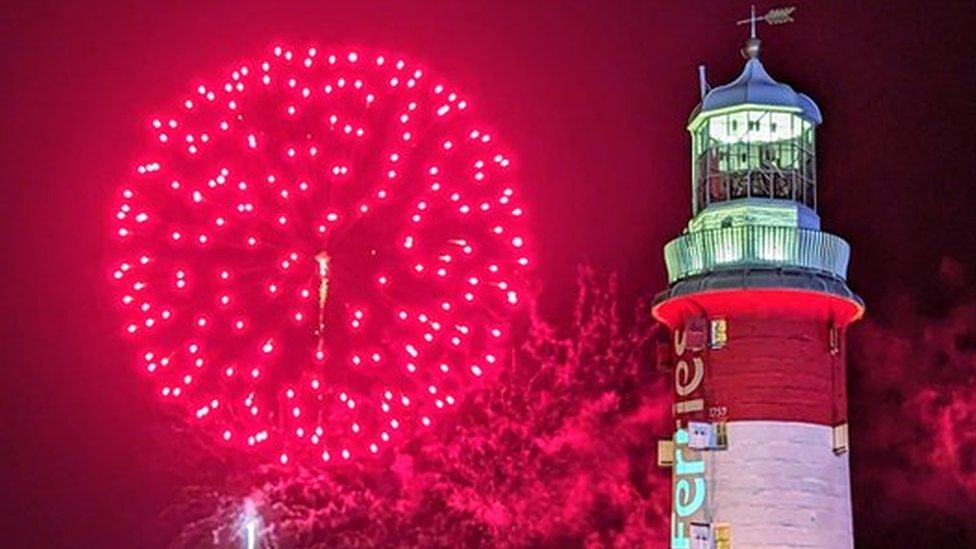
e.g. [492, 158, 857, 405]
[694, 57, 822, 125]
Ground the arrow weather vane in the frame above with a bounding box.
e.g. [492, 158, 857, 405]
[736, 5, 797, 58]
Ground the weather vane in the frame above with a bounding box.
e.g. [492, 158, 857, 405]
[736, 5, 797, 58]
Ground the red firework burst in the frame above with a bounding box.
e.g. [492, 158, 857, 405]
[110, 43, 531, 465]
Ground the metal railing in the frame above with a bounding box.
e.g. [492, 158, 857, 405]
[663, 225, 850, 283]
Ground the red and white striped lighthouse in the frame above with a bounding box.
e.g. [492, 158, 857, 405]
[653, 17, 864, 549]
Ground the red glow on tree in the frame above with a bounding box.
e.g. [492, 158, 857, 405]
[166, 269, 671, 547]
[110, 43, 531, 464]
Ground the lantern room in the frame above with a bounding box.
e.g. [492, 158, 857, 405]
[688, 54, 822, 226]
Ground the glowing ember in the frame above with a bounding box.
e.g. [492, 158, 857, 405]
[110, 43, 531, 463]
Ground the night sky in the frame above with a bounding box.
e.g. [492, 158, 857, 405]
[4, 1, 976, 547]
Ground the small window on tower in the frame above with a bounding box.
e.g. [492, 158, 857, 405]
[828, 323, 840, 355]
[688, 421, 715, 450]
[715, 422, 729, 450]
[690, 523, 712, 549]
[710, 318, 727, 349]
[832, 423, 849, 455]
[657, 439, 675, 467]
[715, 524, 732, 549]
[686, 318, 708, 351]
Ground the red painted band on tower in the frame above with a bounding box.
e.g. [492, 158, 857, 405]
[654, 288, 861, 426]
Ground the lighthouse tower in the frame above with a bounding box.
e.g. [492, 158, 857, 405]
[653, 14, 864, 549]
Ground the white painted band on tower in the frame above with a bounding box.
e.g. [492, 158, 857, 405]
[705, 421, 853, 549]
